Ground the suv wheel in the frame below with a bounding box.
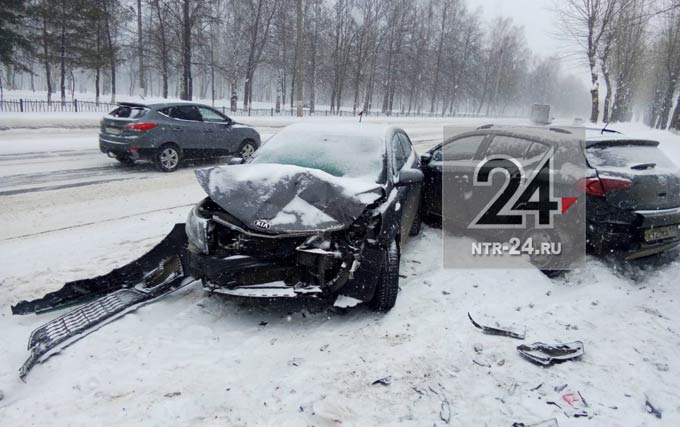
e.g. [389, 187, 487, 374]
[370, 239, 400, 311]
[156, 144, 181, 172]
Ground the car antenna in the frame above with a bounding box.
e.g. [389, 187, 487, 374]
[601, 121, 609, 135]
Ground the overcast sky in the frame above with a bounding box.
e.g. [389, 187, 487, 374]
[468, 0, 587, 77]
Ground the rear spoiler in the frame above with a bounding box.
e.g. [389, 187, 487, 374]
[586, 139, 659, 148]
[117, 102, 149, 108]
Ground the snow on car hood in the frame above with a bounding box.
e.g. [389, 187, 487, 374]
[195, 164, 383, 234]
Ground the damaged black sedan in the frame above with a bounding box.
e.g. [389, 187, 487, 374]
[185, 123, 423, 311]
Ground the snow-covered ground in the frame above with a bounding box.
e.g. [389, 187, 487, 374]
[0, 115, 679, 426]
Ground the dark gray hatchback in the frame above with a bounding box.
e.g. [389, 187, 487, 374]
[99, 102, 261, 172]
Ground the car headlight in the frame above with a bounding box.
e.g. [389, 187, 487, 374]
[186, 206, 210, 254]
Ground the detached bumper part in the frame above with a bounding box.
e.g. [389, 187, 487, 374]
[13, 225, 191, 380]
[517, 341, 584, 366]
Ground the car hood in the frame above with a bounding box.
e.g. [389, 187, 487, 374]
[195, 164, 383, 234]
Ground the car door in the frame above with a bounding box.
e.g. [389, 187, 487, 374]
[197, 106, 235, 155]
[466, 134, 534, 227]
[431, 134, 486, 226]
[397, 132, 422, 236]
[389, 133, 411, 242]
[167, 105, 205, 154]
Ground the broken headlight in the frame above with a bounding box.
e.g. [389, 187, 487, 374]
[186, 205, 211, 254]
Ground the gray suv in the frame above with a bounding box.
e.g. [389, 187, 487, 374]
[99, 102, 261, 172]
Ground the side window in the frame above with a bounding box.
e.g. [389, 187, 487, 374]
[398, 133, 414, 161]
[198, 106, 227, 122]
[170, 105, 202, 121]
[525, 142, 550, 160]
[442, 135, 484, 161]
[485, 136, 532, 159]
[392, 134, 407, 172]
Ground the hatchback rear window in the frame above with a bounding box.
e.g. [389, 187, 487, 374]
[586, 143, 676, 169]
[108, 106, 148, 119]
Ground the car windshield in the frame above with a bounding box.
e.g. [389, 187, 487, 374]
[250, 128, 385, 182]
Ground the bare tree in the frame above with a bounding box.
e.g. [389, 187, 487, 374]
[559, 0, 625, 122]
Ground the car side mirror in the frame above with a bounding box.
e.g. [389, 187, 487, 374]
[228, 157, 244, 165]
[396, 168, 424, 187]
[420, 152, 432, 165]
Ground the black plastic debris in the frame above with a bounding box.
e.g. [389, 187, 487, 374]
[516, 341, 584, 366]
[468, 312, 526, 339]
[645, 397, 662, 419]
[512, 418, 558, 427]
[371, 376, 392, 386]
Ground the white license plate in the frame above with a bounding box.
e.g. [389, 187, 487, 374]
[106, 127, 123, 135]
[644, 225, 679, 242]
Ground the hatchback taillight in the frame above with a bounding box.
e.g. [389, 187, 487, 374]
[126, 122, 158, 132]
[576, 176, 632, 197]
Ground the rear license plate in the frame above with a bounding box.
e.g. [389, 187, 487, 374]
[644, 225, 679, 242]
[106, 127, 122, 135]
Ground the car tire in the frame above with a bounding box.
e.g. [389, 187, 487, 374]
[409, 209, 422, 236]
[239, 139, 257, 160]
[370, 239, 400, 312]
[156, 143, 182, 172]
[115, 155, 135, 165]
[541, 269, 565, 278]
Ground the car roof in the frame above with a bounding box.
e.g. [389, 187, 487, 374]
[279, 122, 399, 141]
[117, 101, 217, 109]
[468, 124, 659, 147]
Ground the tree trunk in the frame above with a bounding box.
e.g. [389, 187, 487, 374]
[294, 0, 304, 117]
[588, 55, 600, 123]
[180, 0, 192, 100]
[670, 93, 680, 130]
[59, 7, 66, 105]
[230, 79, 237, 112]
[430, 0, 448, 113]
[656, 80, 676, 129]
[42, 14, 52, 104]
[137, 0, 145, 96]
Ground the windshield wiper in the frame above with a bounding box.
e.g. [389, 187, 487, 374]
[631, 163, 656, 170]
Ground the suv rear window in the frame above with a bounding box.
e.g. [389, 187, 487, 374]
[108, 106, 148, 119]
[586, 143, 676, 169]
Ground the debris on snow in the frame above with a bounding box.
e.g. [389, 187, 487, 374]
[644, 396, 662, 419]
[517, 341, 584, 366]
[371, 376, 392, 386]
[512, 418, 558, 427]
[472, 359, 491, 368]
[468, 312, 526, 339]
[428, 386, 451, 424]
[333, 295, 362, 308]
[163, 392, 181, 398]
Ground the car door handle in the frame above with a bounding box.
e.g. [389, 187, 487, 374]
[173, 127, 183, 131]
[205, 129, 214, 133]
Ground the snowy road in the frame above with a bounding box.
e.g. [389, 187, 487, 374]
[1, 117, 679, 426]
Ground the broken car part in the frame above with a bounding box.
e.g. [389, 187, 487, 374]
[516, 341, 584, 366]
[467, 312, 526, 339]
[13, 225, 192, 380]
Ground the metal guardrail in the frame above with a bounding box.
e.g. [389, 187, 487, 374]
[0, 98, 519, 119]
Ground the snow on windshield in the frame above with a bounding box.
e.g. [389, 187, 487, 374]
[251, 126, 386, 182]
